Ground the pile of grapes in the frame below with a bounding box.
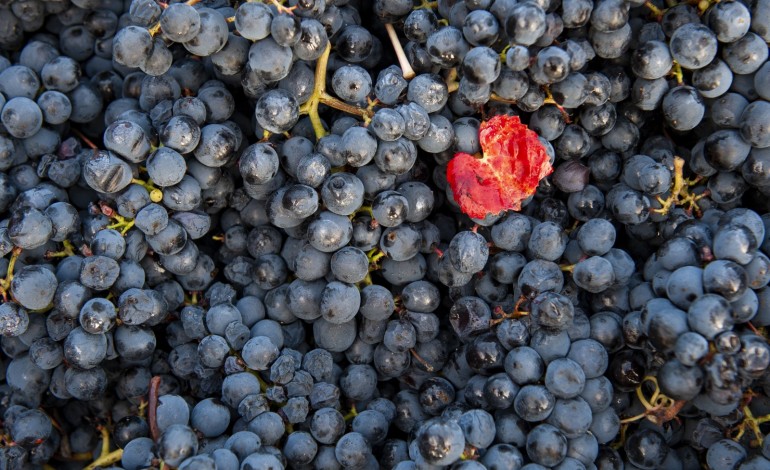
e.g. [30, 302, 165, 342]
[1, 0, 770, 468]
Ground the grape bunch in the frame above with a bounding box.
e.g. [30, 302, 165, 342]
[0, 0, 769, 469]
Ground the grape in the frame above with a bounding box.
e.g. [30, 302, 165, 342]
[0, 301, 29, 338]
[283, 431, 317, 466]
[191, 398, 230, 438]
[542, 358, 584, 403]
[370, 108, 406, 143]
[271, 13, 301, 47]
[240, 453, 283, 469]
[332, 65, 372, 105]
[9, 409, 51, 448]
[662, 85, 705, 131]
[330, 246, 369, 284]
[234, 2, 271, 41]
[320, 281, 360, 324]
[307, 211, 353, 253]
[505, 3, 546, 46]
[182, 8, 228, 57]
[255, 89, 299, 134]
[624, 428, 670, 469]
[416, 419, 464, 466]
[321, 172, 364, 216]
[463, 9, 498, 46]
[240, 335, 279, 371]
[9, 265, 55, 311]
[351, 409, 388, 444]
[77, 298, 115, 335]
[113, 25, 152, 68]
[162, 115, 201, 153]
[1, 97, 42, 139]
[156, 394, 190, 433]
[158, 424, 199, 468]
[336, 25, 373, 63]
[526, 423, 568, 467]
[294, 19, 329, 62]
[670, 23, 718, 70]
[407, 73, 449, 113]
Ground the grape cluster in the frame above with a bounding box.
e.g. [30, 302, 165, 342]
[0, 0, 769, 469]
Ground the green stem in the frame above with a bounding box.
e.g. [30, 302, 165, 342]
[298, 43, 374, 140]
[83, 449, 123, 470]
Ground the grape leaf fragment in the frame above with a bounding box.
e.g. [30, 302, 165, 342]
[447, 114, 552, 219]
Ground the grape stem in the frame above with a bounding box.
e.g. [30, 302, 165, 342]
[131, 178, 164, 203]
[358, 272, 373, 287]
[298, 43, 375, 140]
[55, 452, 92, 462]
[45, 240, 76, 259]
[0, 247, 22, 302]
[610, 422, 629, 450]
[351, 205, 374, 219]
[746, 322, 768, 340]
[460, 444, 479, 460]
[696, 0, 716, 14]
[733, 405, 770, 445]
[342, 405, 358, 422]
[256, 372, 270, 392]
[184, 290, 201, 306]
[644, 1, 666, 19]
[652, 156, 709, 217]
[51, 411, 94, 462]
[83, 449, 123, 470]
[148, 376, 162, 442]
[138, 398, 148, 418]
[489, 93, 519, 104]
[498, 44, 511, 62]
[410, 348, 435, 372]
[413, 0, 438, 9]
[384, 23, 416, 80]
[70, 128, 98, 150]
[148, 0, 202, 37]
[542, 87, 571, 123]
[565, 220, 581, 234]
[107, 214, 136, 236]
[97, 426, 111, 460]
[444, 68, 459, 93]
[670, 61, 684, 86]
[148, 22, 161, 36]
[283, 421, 295, 435]
[490, 295, 529, 325]
[619, 376, 686, 425]
[234, 356, 271, 392]
[48, 410, 71, 457]
[265, 0, 297, 15]
[729, 391, 770, 445]
[367, 248, 386, 267]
